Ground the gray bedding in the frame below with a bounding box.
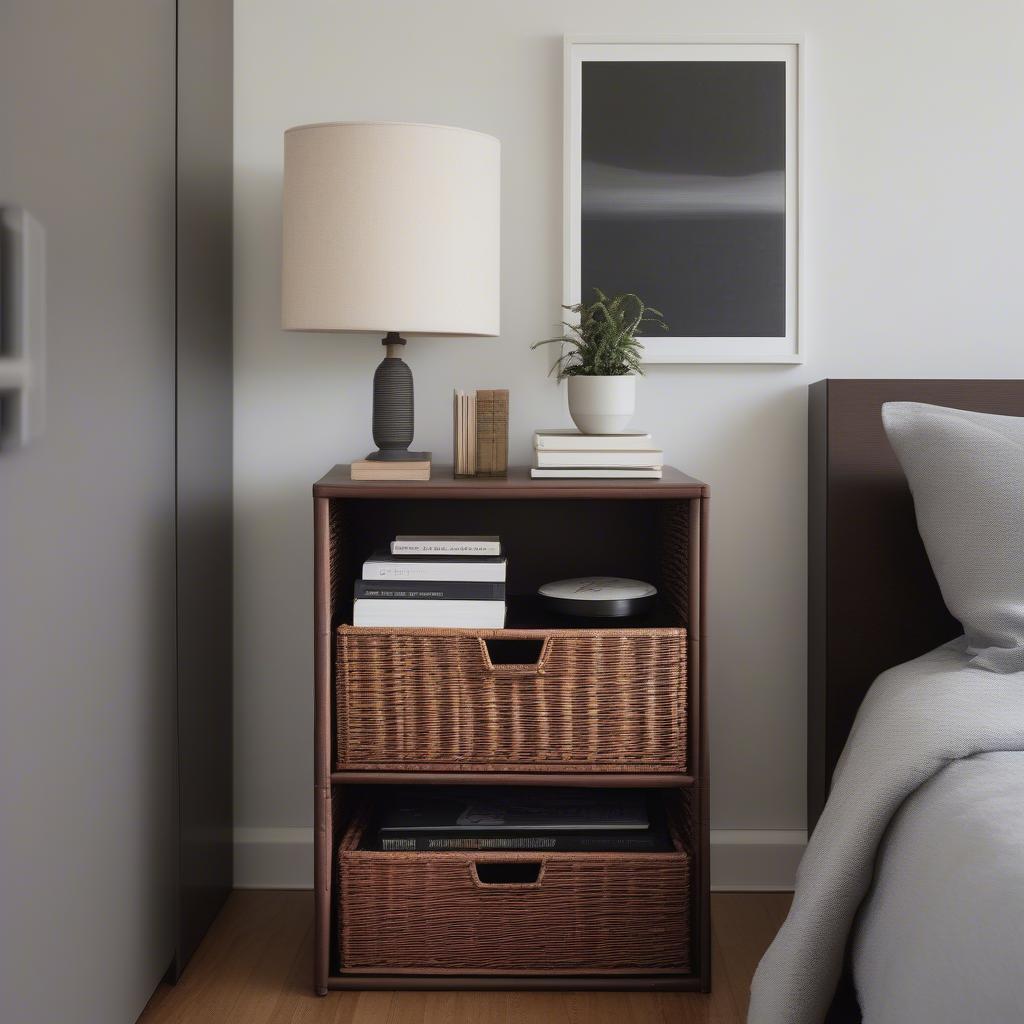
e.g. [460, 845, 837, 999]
[853, 749, 1024, 1023]
[748, 637, 1024, 1024]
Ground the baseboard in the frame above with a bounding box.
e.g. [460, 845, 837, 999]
[710, 829, 805, 891]
[234, 826, 805, 891]
[234, 827, 315, 889]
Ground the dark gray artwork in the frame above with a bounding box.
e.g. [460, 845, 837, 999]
[581, 60, 786, 338]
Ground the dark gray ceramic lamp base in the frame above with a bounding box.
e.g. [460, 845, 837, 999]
[366, 332, 428, 462]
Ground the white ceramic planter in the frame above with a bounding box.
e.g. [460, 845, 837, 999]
[567, 375, 636, 435]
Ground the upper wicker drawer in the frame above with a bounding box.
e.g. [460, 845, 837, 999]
[334, 625, 687, 773]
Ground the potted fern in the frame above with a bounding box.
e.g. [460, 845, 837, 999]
[532, 289, 666, 434]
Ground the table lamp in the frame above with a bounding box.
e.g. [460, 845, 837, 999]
[282, 122, 500, 477]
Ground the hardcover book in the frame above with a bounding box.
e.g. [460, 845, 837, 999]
[476, 390, 494, 475]
[377, 787, 650, 834]
[352, 599, 506, 628]
[534, 429, 653, 451]
[476, 388, 509, 476]
[391, 535, 501, 556]
[530, 467, 663, 479]
[361, 550, 507, 583]
[534, 449, 664, 469]
[379, 830, 671, 852]
[354, 580, 505, 602]
[453, 390, 477, 477]
[350, 456, 431, 481]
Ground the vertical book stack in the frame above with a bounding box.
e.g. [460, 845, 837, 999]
[353, 535, 507, 628]
[531, 429, 664, 479]
[454, 389, 508, 477]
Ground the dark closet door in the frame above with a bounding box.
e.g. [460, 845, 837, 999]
[173, 0, 234, 977]
[0, 4, 178, 1022]
[0, 2, 232, 1017]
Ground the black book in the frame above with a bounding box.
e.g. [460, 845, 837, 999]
[372, 787, 669, 853]
[354, 579, 506, 602]
[378, 787, 648, 833]
[376, 785, 649, 832]
[378, 829, 672, 852]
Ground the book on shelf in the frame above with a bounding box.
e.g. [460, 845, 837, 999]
[378, 787, 649, 834]
[534, 428, 653, 451]
[530, 467, 663, 480]
[534, 449, 664, 469]
[350, 456, 431, 482]
[391, 535, 501, 556]
[380, 830, 672, 852]
[373, 788, 668, 852]
[352, 598, 506, 629]
[452, 389, 477, 477]
[476, 388, 509, 476]
[362, 550, 507, 583]
[476, 389, 493, 475]
[354, 579, 505, 602]
[455, 388, 509, 477]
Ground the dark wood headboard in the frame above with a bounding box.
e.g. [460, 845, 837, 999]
[807, 379, 1024, 831]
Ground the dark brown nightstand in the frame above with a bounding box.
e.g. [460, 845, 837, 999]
[312, 466, 709, 993]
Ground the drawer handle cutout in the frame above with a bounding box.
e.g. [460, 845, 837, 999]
[482, 637, 546, 673]
[472, 861, 544, 887]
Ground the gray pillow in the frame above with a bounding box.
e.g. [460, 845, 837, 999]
[882, 401, 1024, 673]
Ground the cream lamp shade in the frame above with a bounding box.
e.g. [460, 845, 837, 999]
[282, 122, 500, 335]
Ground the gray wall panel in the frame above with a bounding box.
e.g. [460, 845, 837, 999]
[0, 0, 234, 1015]
[0, 2, 177, 1021]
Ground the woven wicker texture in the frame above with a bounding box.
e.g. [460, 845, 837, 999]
[339, 802, 691, 973]
[335, 626, 687, 773]
[328, 499, 349, 616]
[658, 501, 690, 623]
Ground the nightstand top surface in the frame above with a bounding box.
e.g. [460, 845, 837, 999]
[314, 465, 707, 499]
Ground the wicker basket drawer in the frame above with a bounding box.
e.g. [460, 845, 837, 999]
[335, 625, 687, 773]
[338, 798, 691, 974]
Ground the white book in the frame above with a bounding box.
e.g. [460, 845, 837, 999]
[534, 449, 663, 469]
[530, 467, 663, 480]
[353, 599, 506, 629]
[363, 553, 507, 583]
[392, 535, 501, 556]
[534, 428, 653, 451]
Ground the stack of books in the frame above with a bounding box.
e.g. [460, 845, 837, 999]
[453, 389, 509, 477]
[531, 429, 664, 479]
[353, 535, 507, 628]
[374, 787, 670, 852]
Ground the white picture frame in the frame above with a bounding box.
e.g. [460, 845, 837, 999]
[564, 37, 803, 364]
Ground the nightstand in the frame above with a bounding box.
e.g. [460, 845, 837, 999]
[312, 466, 709, 992]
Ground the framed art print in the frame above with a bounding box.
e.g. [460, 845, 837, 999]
[564, 39, 802, 363]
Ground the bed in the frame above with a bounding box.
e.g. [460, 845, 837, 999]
[750, 379, 1024, 1024]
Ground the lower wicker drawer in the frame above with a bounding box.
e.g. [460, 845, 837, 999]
[338, 797, 691, 975]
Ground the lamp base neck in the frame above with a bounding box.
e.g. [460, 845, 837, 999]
[382, 331, 407, 359]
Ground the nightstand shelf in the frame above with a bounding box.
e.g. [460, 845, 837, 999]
[313, 465, 709, 994]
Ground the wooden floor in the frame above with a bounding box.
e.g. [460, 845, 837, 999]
[139, 890, 790, 1024]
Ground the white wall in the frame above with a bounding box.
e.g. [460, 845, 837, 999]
[233, 0, 1024, 887]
